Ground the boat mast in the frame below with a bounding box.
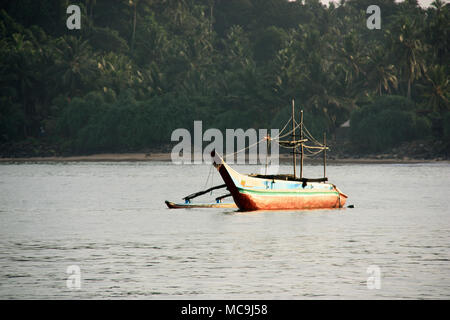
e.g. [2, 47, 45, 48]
[292, 99, 296, 178]
[323, 132, 327, 178]
[265, 133, 270, 175]
[300, 110, 304, 179]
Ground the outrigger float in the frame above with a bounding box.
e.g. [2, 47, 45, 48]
[166, 100, 347, 211]
[165, 200, 236, 209]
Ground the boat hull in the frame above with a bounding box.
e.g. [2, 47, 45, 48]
[211, 152, 347, 211]
[232, 188, 345, 211]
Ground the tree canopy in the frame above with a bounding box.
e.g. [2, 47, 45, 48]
[0, 0, 448, 156]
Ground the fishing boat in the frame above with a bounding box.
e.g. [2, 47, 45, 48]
[210, 100, 348, 211]
[211, 151, 347, 211]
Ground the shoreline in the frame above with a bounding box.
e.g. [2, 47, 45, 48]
[0, 153, 448, 164]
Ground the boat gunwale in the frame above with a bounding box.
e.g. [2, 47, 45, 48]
[236, 187, 340, 196]
[219, 162, 337, 191]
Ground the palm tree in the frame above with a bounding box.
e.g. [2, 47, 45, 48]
[129, 0, 139, 52]
[431, 0, 445, 10]
[426, 0, 449, 66]
[392, 15, 426, 99]
[420, 65, 449, 114]
[328, 25, 369, 97]
[365, 47, 398, 96]
[6, 34, 37, 137]
[85, 0, 96, 21]
[53, 36, 98, 97]
[97, 52, 139, 95]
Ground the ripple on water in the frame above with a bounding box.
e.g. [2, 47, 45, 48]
[0, 162, 449, 299]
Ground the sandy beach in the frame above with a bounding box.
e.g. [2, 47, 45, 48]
[0, 153, 172, 162]
[0, 152, 447, 164]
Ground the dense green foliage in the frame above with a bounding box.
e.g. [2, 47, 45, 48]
[443, 112, 450, 143]
[0, 0, 448, 155]
[350, 95, 431, 152]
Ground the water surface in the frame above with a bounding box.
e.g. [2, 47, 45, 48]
[0, 161, 449, 299]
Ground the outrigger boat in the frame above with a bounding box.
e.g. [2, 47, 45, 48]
[166, 100, 348, 211]
[210, 100, 348, 211]
[211, 151, 347, 211]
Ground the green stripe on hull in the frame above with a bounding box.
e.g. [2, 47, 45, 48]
[237, 188, 339, 197]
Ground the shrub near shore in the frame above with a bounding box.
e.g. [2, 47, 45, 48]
[350, 96, 432, 153]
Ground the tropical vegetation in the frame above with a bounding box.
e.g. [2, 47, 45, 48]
[0, 0, 448, 156]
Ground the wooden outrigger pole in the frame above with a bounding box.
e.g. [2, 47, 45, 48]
[183, 184, 227, 202]
[165, 183, 235, 209]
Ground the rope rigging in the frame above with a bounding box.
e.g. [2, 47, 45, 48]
[223, 116, 292, 158]
[202, 100, 329, 189]
[200, 101, 330, 202]
[220, 110, 328, 157]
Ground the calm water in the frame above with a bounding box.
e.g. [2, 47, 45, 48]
[0, 161, 449, 299]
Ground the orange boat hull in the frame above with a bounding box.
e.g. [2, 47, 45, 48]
[231, 189, 346, 211]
